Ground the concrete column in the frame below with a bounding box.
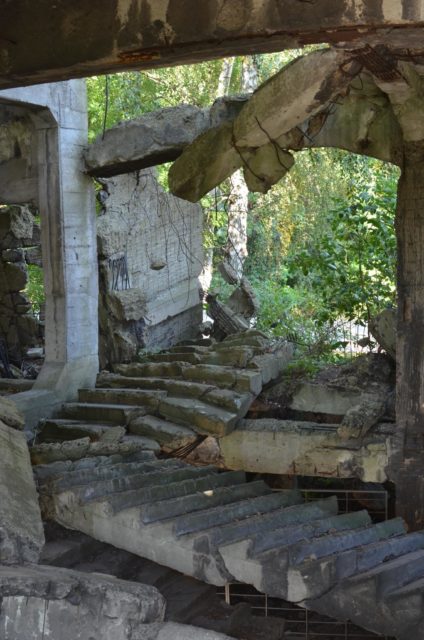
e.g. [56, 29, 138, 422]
[0, 81, 98, 428]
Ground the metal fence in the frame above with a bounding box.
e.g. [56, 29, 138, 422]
[218, 485, 394, 640]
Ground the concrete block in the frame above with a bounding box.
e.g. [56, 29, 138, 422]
[0, 564, 165, 640]
[0, 422, 44, 563]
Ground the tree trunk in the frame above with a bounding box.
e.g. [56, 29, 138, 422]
[217, 58, 235, 98]
[225, 56, 259, 279]
[395, 144, 424, 530]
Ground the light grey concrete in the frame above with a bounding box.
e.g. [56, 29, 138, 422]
[0, 564, 165, 640]
[219, 419, 394, 482]
[0, 422, 44, 563]
[0, 81, 98, 427]
[97, 169, 203, 367]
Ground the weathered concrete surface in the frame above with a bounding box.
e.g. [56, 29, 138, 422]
[168, 66, 403, 202]
[169, 49, 361, 201]
[38, 450, 424, 639]
[0, 564, 166, 640]
[370, 308, 396, 359]
[85, 98, 247, 177]
[1, 1, 424, 89]
[97, 169, 203, 367]
[0, 396, 25, 431]
[0, 205, 43, 363]
[219, 419, 394, 482]
[0, 81, 98, 428]
[0, 422, 44, 563]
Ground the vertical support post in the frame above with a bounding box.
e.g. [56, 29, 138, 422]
[395, 145, 424, 530]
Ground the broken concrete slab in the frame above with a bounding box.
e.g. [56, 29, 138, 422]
[85, 98, 248, 178]
[219, 419, 394, 482]
[0, 564, 166, 640]
[0, 422, 44, 563]
[158, 396, 239, 437]
[169, 49, 360, 201]
[37, 418, 126, 443]
[289, 382, 363, 416]
[234, 49, 357, 149]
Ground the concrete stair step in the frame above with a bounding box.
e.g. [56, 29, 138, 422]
[32, 451, 156, 481]
[218, 331, 269, 349]
[128, 414, 198, 449]
[121, 434, 161, 452]
[174, 491, 304, 538]
[97, 374, 253, 417]
[37, 418, 125, 443]
[30, 436, 154, 466]
[196, 497, 337, 553]
[286, 517, 406, 568]
[309, 549, 424, 637]
[158, 396, 239, 437]
[279, 518, 407, 601]
[141, 480, 272, 524]
[147, 352, 202, 365]
[250, 510, 372, 556]
[200, 346, 254, 368]
[114, 362, 185, 378]
[39, 458, 185, 492]
[105, 470, 247, 514]
[181, 364, 262, 395]
[201, 388, 253, 416]
[168, 345, 210, 355]
[77, 465, 219, 504]
[61, 402, 146, 424]
[289, 528, 424, 603]
[79, 387, 167, 410]
[97, 373, 215, 398]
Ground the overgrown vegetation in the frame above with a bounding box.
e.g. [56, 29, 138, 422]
[87, 52, 399, 365]
[25, 264, 45, 316]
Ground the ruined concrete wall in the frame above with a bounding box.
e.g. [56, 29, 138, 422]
[0, 205, 43, 368]
[97, 169, 203, 367]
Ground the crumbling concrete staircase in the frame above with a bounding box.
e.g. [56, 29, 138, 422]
[35, 449, 424, 640]
[35, 331, 292, 454]
[29, 333, 424, 640]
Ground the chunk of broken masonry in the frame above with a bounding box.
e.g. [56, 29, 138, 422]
[0, 421, 44, 563]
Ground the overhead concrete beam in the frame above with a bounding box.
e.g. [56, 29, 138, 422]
[1, 1, 424, 89]
[169, 67, 404, 201]
[85, 97, 248, 177]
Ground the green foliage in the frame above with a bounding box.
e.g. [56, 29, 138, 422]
[25, 264, 45, 315]
[285, 159, 398, 325]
